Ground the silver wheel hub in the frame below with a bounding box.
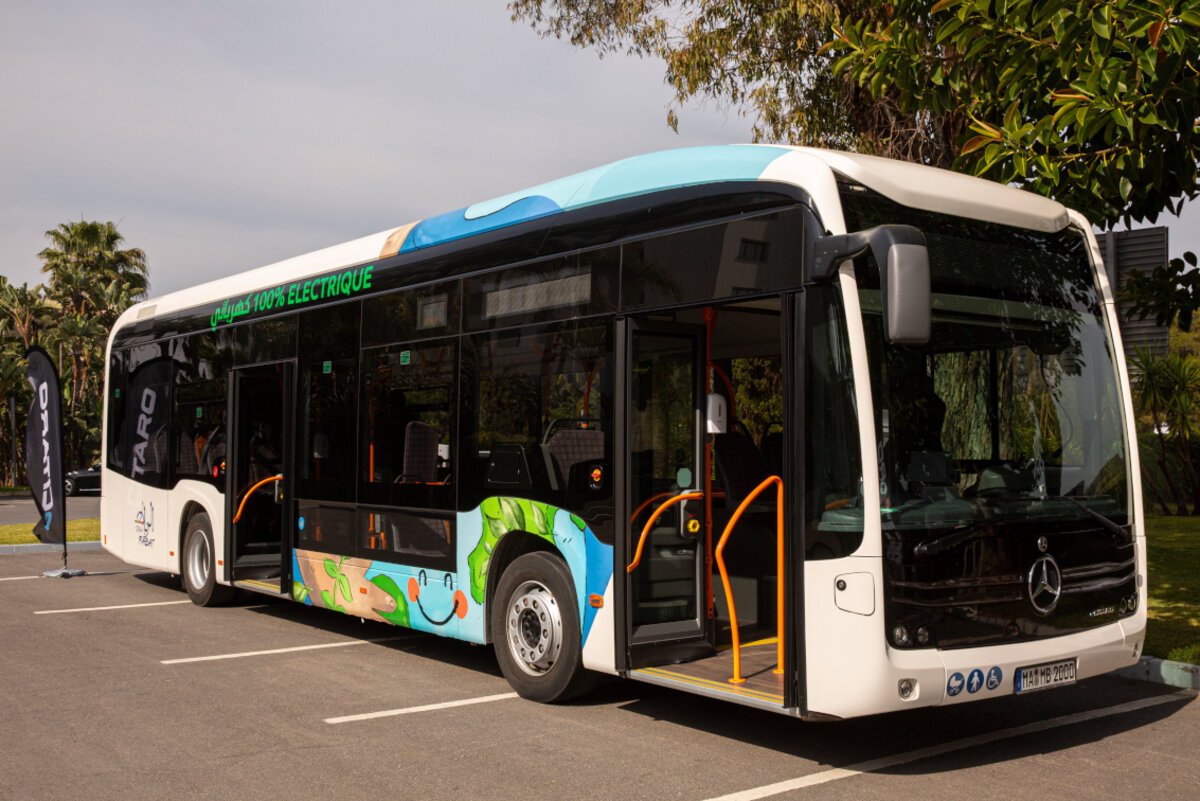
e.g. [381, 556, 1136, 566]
[506, 581, 563, 676]
[186, 530, 210, 590]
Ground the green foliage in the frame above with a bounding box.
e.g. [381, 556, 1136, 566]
[0, 220, 146, 482]
[1130, 346, 1200, 514]
[514, 2, 1200, 231]
[832, 0, 1200, 229]
[509, 1, 959, 162]
[1123, 251, 1200, 333]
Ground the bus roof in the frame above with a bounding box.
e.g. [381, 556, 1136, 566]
[115, 145, 1069, 329]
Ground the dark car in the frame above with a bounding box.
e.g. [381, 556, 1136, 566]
[65, 464, 101, 496]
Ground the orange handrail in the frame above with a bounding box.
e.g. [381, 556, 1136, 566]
[715, 475, 784, 685]
[629, 489, 724, 526]
[626, 491, 704, 573]
[232, 474, 282, 524]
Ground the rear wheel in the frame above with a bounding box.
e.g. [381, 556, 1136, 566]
[491, 551, 596, 702]
[64, 477, 77, 496]
[182, 512, 234, 606]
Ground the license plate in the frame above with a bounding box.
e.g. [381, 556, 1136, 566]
[1015, 658, 1077, 693]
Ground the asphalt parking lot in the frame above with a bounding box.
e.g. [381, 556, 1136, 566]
[1, 550, 1196, 801]
[0, 495, 100, 526]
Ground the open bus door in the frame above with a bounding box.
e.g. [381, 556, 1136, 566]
[225, 361, 294, 596]
[620, 298, 801, 713]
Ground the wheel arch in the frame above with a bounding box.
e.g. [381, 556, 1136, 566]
[483, 529, 562, 644]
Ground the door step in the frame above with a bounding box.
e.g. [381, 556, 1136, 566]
[234, 578, 287, 598]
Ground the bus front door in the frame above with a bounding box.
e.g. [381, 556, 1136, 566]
[226, 361, 294, 594]
[625, 322, 711, 663]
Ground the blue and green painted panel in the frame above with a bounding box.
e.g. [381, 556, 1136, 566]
[292, 497, 613, 646]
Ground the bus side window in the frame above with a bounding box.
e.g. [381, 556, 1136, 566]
[295, 304, 359, 554]
[358, 339, 456, 510]
[460, 324, 613, 535]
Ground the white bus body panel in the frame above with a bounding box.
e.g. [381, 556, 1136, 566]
[787, 165, 1145, 720]
[101, 472, 227, 583]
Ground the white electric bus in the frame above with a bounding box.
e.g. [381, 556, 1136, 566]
[101, 146, 1145, 719]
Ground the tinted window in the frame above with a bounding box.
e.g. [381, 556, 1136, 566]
[359, 339, 456, 511]
[805, 285, 865, 559]
[460, 323, 613, 533]
[170, 333, 229, 485]
[297, 303, 359, 503]
[621, 207, 804, 309]
[464, 249, 618, 331]
[113, 345, 172, 488]
[362, 282, 460, 347]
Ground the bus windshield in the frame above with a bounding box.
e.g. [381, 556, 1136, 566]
[843, 185, 1129, 532]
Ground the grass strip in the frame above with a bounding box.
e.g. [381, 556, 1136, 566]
[0, 518, 101, 545]
[1144, 515, 1200, 664]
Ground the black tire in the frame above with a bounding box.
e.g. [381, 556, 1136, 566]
[491, 551, 597, 703]
[64, 477, 77, 497]
[182, 512, 235, 607]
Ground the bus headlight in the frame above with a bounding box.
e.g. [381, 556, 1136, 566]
[891, 624, 911, 647]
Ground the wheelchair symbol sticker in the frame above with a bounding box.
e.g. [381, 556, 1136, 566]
[986, 666, 1003, 691]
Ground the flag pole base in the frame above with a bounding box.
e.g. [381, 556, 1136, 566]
[43, 567, 86, 578]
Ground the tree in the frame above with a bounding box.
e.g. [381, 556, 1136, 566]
[0, 220, 148, 475]
[510, 1, 966, 165]
[832, 0, 1200, 229]
[512, 1, 1200, 229]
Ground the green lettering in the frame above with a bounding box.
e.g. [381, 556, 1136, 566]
[301, 281, 312, 304]
[362, 265, 373, 290]
[339, 273, 352, 294]
[287, 284, 297, 305]
[350, 269, 364, 292]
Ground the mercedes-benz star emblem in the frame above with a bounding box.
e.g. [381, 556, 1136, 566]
[1028, 554, 1062, 615]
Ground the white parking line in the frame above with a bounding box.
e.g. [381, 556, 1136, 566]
[162, 636, 411, 664]
[0, 575, 42, 582]
[701, 691, 1194, 801]
[325, 692, 519, 724]
[34, 599, 192, 615]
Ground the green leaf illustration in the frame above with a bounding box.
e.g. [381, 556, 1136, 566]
[292, 581, 309, 603]
[337, 573, 351, 602]
[323, 558, 339, 578]
[320, 588, 334, 608]
[531, 503, 549, 535]
[499, 497, 524, 531]
[570, 514, 587, 532]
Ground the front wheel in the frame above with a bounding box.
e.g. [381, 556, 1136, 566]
[182, 512, 234, 606]
[491, 551, 596, 703]
[64, 477, 77, 496]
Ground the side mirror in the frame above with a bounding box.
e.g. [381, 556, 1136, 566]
[882, 241, 931, 345]
[809, 224, 931, 345]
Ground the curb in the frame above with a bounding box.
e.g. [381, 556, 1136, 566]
[0, 541, 103, 555]
[1117, 656, 1200, 691]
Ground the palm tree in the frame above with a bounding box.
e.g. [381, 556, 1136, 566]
[35, 220, 149, 469]
[39, 220, 148, 325]
[0, 280, 57, 350]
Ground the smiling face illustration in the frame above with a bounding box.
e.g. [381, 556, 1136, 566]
[408, 573, 469, 626]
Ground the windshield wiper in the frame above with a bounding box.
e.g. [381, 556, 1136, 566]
[913, 519, 994, 558]
[1033, 495, 1133, 545]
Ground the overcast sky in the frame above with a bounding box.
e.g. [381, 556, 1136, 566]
[1, 1, 1194, 298]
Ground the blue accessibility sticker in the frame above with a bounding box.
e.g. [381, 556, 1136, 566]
[298, 516, 305, 531]
[967, 668, 985, 694]
[986, 666, 1003, 691]
[947, 672, 965, 697]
